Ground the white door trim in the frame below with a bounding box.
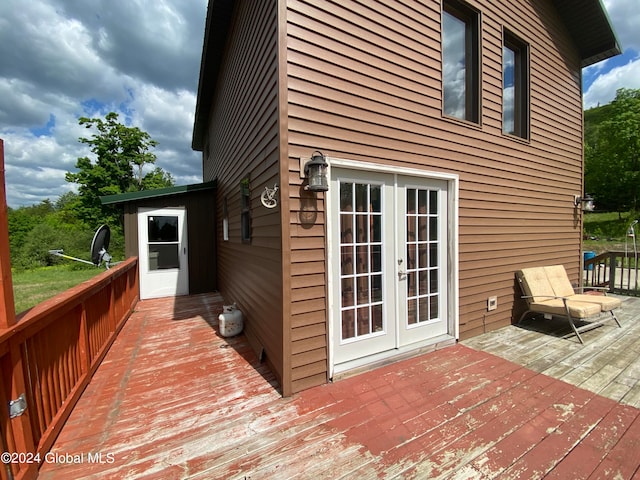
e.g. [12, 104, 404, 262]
[325, 158, 459, 378]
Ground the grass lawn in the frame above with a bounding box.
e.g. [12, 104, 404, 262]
[583, 211, 639, 254]
[12, 265, 104, 315]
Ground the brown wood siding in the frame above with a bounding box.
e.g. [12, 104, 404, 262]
[285, 0, 584, 386]
[121, 190, 217, 294]
[202, 1, 285, 388]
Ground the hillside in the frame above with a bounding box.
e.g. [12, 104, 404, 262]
[584, 102, 614, 147]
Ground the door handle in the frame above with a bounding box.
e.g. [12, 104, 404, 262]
[398, 259, 406, 280]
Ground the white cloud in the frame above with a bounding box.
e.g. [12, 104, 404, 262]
[4, 139, 96, 207]
[129, 85, 201, 181]
[0, 78, 52, 127]
[583, 56, 640, 109]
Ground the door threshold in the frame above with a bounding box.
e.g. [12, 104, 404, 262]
[331, 335, 456, 382]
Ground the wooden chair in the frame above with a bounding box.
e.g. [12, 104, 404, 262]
[516, 265, 622, 343]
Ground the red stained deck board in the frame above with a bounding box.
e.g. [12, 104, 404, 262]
[38, 293, 640, 479]
[546, 403, 640, 480]
[497, 392, 614, 478]
[383, 371, 558, 478]
[467, 374, 578, 476]
[587, 410, 640, 479]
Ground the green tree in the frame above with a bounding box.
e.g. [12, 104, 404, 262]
[585, 88, 640, 213]
[141, 167, 175, 190]
[65, 112, 174, 227]
[7, 200, 56, 260]
[16, 223, 65, 268]
[8, 197, 126, 270]
[54, 191, 84, 226]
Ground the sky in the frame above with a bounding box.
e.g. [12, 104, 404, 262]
[0, 0, 639, 208]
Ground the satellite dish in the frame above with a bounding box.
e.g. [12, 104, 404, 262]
[90, 225, 112, 268]
[49, 224, 116, 269]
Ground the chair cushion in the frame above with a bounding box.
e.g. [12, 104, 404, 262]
[569, 294, 622, 312]
[544, 265, 576, 297]
[528, 299, 602, 318]
[518, 267, 555, 303]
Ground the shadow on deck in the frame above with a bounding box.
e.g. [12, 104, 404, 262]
[38, 293, 640, 479]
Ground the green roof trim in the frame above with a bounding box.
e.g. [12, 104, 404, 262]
[100, 181, 216, 205]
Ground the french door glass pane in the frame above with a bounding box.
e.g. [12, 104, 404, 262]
[406, 188, 440, 324]
[339, 181, 384, 341]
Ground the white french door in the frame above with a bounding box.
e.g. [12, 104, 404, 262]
[331, 168, 451, 369]
[397, 176, 449, 345]
[331, 171, 396, 365]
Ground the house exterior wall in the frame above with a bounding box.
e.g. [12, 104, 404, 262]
[201, 0, 285, 387]
[284, 0, 584, 392]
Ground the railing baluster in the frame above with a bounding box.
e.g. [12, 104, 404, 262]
[584, 251, 640, 296]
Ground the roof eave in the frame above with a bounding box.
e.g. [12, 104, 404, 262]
[553, 0, 622, 68]
[191, 0, 235, 152]
[581, 45, 623, 68]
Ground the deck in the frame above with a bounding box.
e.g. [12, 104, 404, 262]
[38, 293, 640, 479]
[462, 295, 640, 409]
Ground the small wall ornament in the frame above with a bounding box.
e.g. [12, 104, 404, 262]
[261, 183, 279, 208]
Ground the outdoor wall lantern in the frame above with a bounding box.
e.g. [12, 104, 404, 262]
[301, 150, 329, 192]
[574, 194, 595, 212]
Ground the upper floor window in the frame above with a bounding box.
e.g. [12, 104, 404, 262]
[442, 0, 480, 123]
[503, 30, 529, 139]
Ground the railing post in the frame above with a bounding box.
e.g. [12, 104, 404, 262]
[609, 251, 616, 292]
[0, 139, 37, 479]
[0, 139, 15, 329]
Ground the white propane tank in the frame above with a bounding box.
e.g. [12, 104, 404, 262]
[219, 304, 243, 337]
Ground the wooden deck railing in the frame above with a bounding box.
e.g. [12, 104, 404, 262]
[0, 258, 139, 480]
[584, 250, 640, 295]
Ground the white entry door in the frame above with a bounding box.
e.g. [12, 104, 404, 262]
[331, 169, 451, 370]
[138, 207, 189, 299]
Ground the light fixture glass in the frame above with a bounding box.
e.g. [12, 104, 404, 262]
[574, 194, 595, 212]
[305, 151, 329, 192]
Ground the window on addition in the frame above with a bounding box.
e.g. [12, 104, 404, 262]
[240, 178, 251, 243]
